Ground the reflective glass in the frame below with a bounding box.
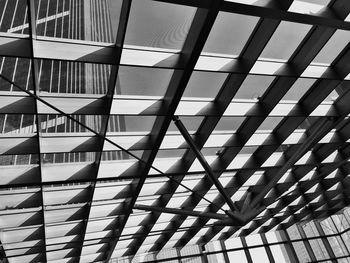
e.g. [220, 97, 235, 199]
[183, 71, 228, 98]
[260, 21, 311, 61]
[289, 0, 331, 15]
[0, 0, 28, 34]
[116, 66, 173, 96]
[38, 60, 111, 94]
[107, 115, 156, 133]
[125, 0, 196, 49]
[214, 117, 245, 131]
[282, 78, 316, 101]
[39, 114, 102, 133]
[35, 0, 122, 42]
[0, 57, 33, 91]
[249, 247, 270, 263]
[227, 250, 248, 263]
[313, 30, 350, 65]
[203, 12, 258, 56]
[234, 75, 274, 99]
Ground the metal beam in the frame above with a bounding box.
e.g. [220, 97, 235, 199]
[76, 0, 132, 261]
[173, 116, 239, 216]
[146, 1, 295, 252]
[110, 0, 226, 258]
[250, 117, 334, 208]
[27, 0, 48, 261]
[155, 0, 350, 31]
[133, 204, 228, 220]
[188, 0, 350, 245]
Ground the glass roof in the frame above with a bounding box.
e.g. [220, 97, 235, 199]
[1, 0, 350, 262]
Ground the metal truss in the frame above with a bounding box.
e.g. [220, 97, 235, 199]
[1, 0, 350, 262]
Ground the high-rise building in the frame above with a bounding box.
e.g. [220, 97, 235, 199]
[1, 0, 350, 262]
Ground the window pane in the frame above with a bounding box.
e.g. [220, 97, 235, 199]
[249, 247, 270, 263]
[203, 12, 258, 56]
[125, 0, 196, 49]
[260, 21, 311, 61]
[227, 250, 248, 263]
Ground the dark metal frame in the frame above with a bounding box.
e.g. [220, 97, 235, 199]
[1, 0, 350, 262]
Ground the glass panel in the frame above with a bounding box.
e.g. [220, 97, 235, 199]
[168, 116, 204, 132]
[0, 154, 38, 165]
[260, 21, 311, 61]
[313, 30, 350, 64]
[0, 57, 33, 92]
[224, 0, 271, 5]
[282, 78, 316, 101]
[287, 225, 302, 240]
[39, 114, 102, 133]
[225, 237, 242, 249]
[270, 245, 290, 263]
[41, 152, 96, 164]
[125, 0, 196, 50]
[328, 236, 347, 257]
[203, 12, 258, 56]
[107, 115, 156, 133]
[234, 75, 274, 99]
[0, 0, 28, 34]
[38, 60, 111, 94]
[227, 250, 248, 263]
[214, 117, 245, 131]
[289, 0, 331, 15]
[116, 66, 173, 96]
[258, 117, 283, 131]
[35, 0, 122, 42]
[245, 235, 263, 246]
[0, 114, 36, 134]
[249, 247, 270, 263]
[183, 71, 228, 98]
[292, 241, 311, 262]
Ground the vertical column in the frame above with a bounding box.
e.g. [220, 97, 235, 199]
[240, 237, 253, 263]
[200, 245, 209, 263]
[27, 0, 48, 261]
[282, 230, 300, 263]
[314, 221, 336, 262]
[261, 233, 275, 263]
[296, 224, 317, 262]
[220, 240, 230, 263]
[330, 217, 350, 256]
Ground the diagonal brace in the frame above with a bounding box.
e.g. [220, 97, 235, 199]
[0, 74, 231, 218]
[173, 116, 240, 218]
[250, 117, 334, 209]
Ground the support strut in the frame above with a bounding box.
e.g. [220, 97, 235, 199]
[172, 116, 241, 220]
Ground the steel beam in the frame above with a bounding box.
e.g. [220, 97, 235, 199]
[250, 117, 334, 208]
[146, 1, 295, 252]
[115, 0, 226, 258]
[133, 204, 228, 220]
[76, 0, 132, 261]
[189, 0, 350, 244]
[155, 0, 350, 31]
[173, 116, 239, 216]
[27, 0, 48, 262]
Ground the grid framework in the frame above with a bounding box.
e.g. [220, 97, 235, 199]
[1, 0, 350, 262]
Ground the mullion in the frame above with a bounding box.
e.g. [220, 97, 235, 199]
[71, 0, 132, 261]
[26, 0, 48, 262]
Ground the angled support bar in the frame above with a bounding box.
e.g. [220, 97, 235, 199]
[172, 116, 239, 216]
[134, 204, 228, 220]
[250, 117, 334, 208]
